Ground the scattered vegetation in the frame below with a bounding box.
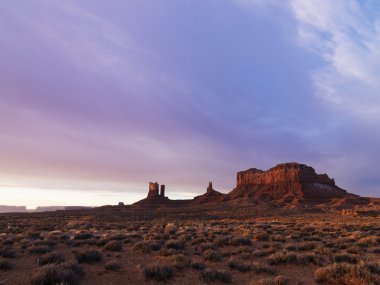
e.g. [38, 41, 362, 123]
[30, 262, 84, 285]
[144, 265, 174, 281]
[74, 249, 103, 264]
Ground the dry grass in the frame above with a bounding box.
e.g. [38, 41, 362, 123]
[1, 207, 380, 284]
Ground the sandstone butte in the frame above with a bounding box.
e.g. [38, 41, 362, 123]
[133, 162, 373, 208]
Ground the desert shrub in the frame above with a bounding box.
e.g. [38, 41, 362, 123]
[37, 252, 65, 266]
[30, 262, 84, 285]
[200, 268, 232, 283]
[297, 242, 317, 251]
[29, 245, 52, 255]
[202, 249, 222, 262]
[144, 265, 174, 281]
[96, 238, 108, 247]
[333, 254, 358, 264]
[133, 241, 161, 253]
[373, 248, 380, 254]
[2, 238, 14, 246]
[252, 262, 277, 275]
[104, 240, 123, 251]
[255, 233, 270, 241]
[0, 257, 14, 270]
[152, 233, 170, 241]
[169, 254, 191, 270]
[73, 232, 94, 240]
[200, 242, 217, 251]
[267, 251, 298, 265]
[231, 237, 252, 246]
[285, 245, 297, 251]
[165, 239, 185, 250]
[108, 234, 128, 241]
[215, 236, 231, 246]
[105, 261, 122, 271]
[253, 249, 275, 257]
[268, 250, 324, 266]
[315, 261, 380, 284]
[271, 235, 286, 243]
[27, 231, 41, 240]
[228, 259, 251, 272]
[299, 253, 325, 265]
[74, 249, 103, 264]
[347, 246, 361, 254]
[254, 276, 288, 285]
[0, 247, 16, 258]
[191, 261, 206, 270]
[33, 239, 57, 248]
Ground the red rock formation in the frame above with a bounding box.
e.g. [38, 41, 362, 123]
[133, 163, 360, 207]
[147, 182, 159, 198]
[227, 162, 352, 203]
[192, 182, 225, 205]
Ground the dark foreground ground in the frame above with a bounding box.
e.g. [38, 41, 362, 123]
[0, 204, 380, 285]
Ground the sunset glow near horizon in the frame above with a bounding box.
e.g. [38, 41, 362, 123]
[1, 1, 380, 208]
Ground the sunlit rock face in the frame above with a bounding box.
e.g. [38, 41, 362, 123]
[134, 163, 357, 207]
[147, 182, 159, 198]
[229, 162, 350, 203]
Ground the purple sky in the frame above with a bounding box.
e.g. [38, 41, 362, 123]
[1, 0, 380, 208]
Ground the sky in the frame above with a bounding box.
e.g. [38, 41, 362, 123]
[1, 0, 380, 208]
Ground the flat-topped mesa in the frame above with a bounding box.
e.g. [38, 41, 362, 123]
[237, 163, 335, 187]
[230, 162, 349, 203]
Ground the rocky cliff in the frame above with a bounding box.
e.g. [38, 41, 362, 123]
[226, 162, 353, 204]
[133, 163, 358, 207]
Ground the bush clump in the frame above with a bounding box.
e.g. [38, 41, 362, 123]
[37, 252, 65, 266]
[30, 262, 84, 285]
[333, 254, 358, 264]
[315, 261, 380, 284]
[104, 240, 123, 252]
[144, 265, 174, 281]
[73, 232, 94, 240]
[74, 249, 103, 264]
[29, 245, 52, 255]
[105, 261, 122, 271]
[169, 254, 191, 270]
[165, 239, 185, 250]
[228, 259, 252, 272]
[200, 268, 232, 283]
[255, 276, 288, 285]
[0, 257, 14, 270]
[0, 247, 16, 258]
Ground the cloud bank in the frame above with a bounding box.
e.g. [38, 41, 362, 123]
[1, 0, 380, 207]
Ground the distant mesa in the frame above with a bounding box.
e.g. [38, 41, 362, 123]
[134, 162, 360, 207]
[226, 162, 353, 204]
[0, 205, 27, 213]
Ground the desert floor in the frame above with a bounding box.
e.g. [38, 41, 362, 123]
[0, 205, 380, 285]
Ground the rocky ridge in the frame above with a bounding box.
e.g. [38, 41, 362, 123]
[133, 162, 362, 208]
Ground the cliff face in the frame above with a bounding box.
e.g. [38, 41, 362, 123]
[228, 163, 351, 203]
[134, 163, 357, 207]
[237, 163, 335, 187]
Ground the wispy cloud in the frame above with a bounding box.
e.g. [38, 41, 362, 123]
[233, 0, 380, 118]
[289, 0, 380, 117]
